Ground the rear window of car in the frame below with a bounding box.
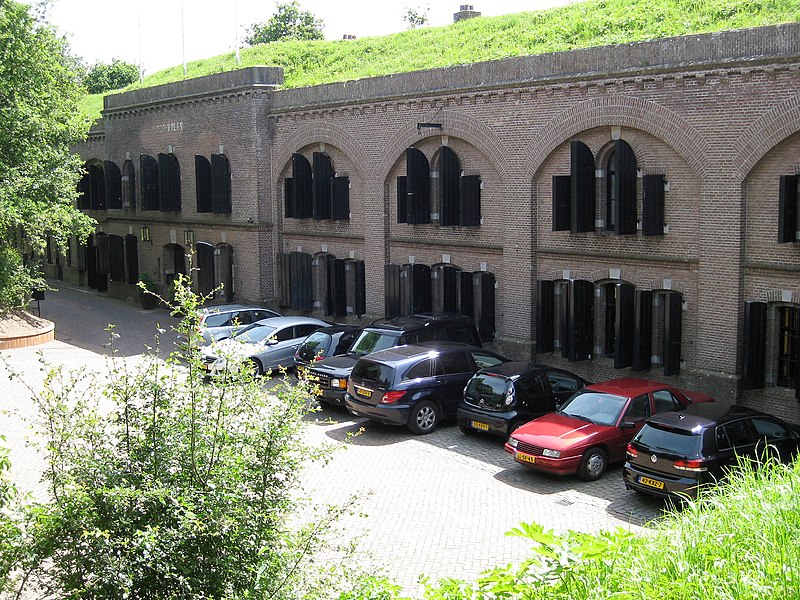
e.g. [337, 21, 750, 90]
[635, 424, 702, 456]
[296, 331, 332, 362]
[350, 330, 401, 357]
[465, 374, 510, 407]
[351, 360, 394, 387]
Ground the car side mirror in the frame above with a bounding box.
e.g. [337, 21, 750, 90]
[264, 338, 278, 346]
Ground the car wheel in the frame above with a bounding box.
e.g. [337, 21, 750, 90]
[408, 400, 440, 435]
[577, 447, 608, 481]
[250, 358, 263, 378]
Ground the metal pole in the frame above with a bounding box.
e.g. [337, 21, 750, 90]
[235, 0, 241, 65]
[181, 0, 187, 76]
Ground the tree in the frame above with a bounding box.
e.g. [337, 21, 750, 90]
[245, 0, 324, 45]
[83, 58, 139, 94]
[0, 1, 94, 311]
[403, 4, 430, 29]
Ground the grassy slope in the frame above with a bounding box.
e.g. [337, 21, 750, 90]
[80, 0, 799, 120]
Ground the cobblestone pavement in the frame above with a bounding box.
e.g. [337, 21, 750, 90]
[0, 286, 671, 597]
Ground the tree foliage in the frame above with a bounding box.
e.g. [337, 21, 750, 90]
[83, 58, 139, 94]
[402, 4, 429, 29]
[0, 1, 94, 311]
[2, 277, 358, 598]
[245, 0, 324, 45]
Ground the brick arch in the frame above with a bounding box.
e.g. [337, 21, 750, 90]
[273, 121, 369, 179]
[377, 109, 510, 182]
[734, 96, 800, 181]
[526, 95, 710, 179]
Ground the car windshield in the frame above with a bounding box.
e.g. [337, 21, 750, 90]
[557, 391, 628, 426]
[349, 330, 399, 357]
[231, 323, 276, 344]
[297, 332, 332, 361]
[635, 424, 702, 455]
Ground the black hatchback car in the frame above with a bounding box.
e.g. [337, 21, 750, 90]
[345, 342, 507, 434]
[457, 362, 589, 438]
[624, 403, 800, 500]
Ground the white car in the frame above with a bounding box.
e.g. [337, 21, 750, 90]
[194, 304, 281, 344]
[202, 316, 330, 376]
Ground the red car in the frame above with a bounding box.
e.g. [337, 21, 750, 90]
[504, 378, 714, 481]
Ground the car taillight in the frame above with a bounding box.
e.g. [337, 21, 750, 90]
[673, 458, 707, 472]
[381, 390, 406, 404]
[314, 355, 324, 361]
[626, 444, 637, 460]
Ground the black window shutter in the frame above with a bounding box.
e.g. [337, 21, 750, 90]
[284, 178, 294, 218]
[276, 252, 292, 308]
[354, 260, 366, 316]
[292, 153, 313, 218]
[77, 170, 91, 209]
[614, 283, 635, 368]
[96, 234, 110, 277]
[140, 154, 159, 211]
[406, 147, 431, 224]
[742, 301, 768, 390]
[331, 176, 350, 220]
[642, 174, 665, 236]
[439, 146, 460, 226]
[385, 263, 401, 318]
[312, 152, 333, 220]
[570, 141, 595, 233]
[290, 251, 313, 312]
[396, 177, 407, 224]
[441, 265, 460, 313]
[124, 234, 139, 285]
[613, 140, 637, 235]
[459, 175, 481, 226]
[632, 290, 653, 371]
[211, 154, 232, 214]
[552, 175, 571, 231]
[778, 175, 798, 243]
[410, 263, 432, 314]
[196, 242, 215, 297]
[108, 235, 125, 282]
[86, 245, 98, 289]
[104, 161, 122, 209]
[195, 155, 212, 213]
[173, 244, 186, 276]
[327, 258, 347, 317]
[536, 280, 554, 354]
[158, 153, 181, 212]
[459, 271, 474, 318]
[90, 164, 106, 210]
[663, 292, 682, 376]
[568, 279, 594, 362]
[475, 272, 496, 342]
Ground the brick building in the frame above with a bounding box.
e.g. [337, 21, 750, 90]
[62, 23, 800, 419]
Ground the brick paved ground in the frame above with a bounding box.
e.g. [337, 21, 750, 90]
[0, 285, 669, 597]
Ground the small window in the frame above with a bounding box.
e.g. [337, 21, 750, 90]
[405, 359, 433, 380]
[624, 394, 651, 421]
[717, 420, 755, 450]
[751, 418, 792, 442]
[652, 389, 681, 413]
[470, 351, 505, 369]
[275, 327, 295, 343]
[518, 375, 546, 398]
[438, 351, 472, 374]
[334, 331, 357, 355]
[547, 372, 581, 393]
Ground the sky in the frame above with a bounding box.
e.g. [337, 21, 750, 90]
[29, 0, 571, 76]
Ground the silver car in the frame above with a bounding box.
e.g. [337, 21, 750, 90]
[202, 316, 330, 376]
[195, 304, 281, 344]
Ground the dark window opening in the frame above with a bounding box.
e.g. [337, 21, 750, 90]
[332, 176, 350, 220]
[104, 161, 122, 209]
[778, 175, 799, 243]
[290, 153, 313, 218]
[211, 154, 231, 214]
[195, 155, 212, 213]
[89, 163, 106, 210]
[405, 147, 431, 224]
[777, 306, 800, 388]
[570, 140, 595, 233]
[124, 234, 139, 285]
[140, 154, 160, 211]
[606, 151, 616, 231]
[604, 284, 617, 356]
[313, 152, 333, 220]
[196, 242, 215, 297]
[158, 153, 181, 212]
[108, 235, 125, 282]
[122, 160, 136, 210]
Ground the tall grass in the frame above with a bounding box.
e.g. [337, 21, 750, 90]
[81, 0, 799, 121]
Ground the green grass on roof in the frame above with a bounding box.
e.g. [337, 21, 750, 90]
[81, 0, 799, 121]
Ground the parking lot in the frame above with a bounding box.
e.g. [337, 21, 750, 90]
[0, 285, 667, 596]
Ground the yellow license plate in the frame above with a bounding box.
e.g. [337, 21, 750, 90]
[355, 386, 372, 398]
[516, 452, 536, 464]
[639, 476, 665, 490]
[471, 421, 490, 431]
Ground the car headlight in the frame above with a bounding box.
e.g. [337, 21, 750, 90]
[542, 448, 561, 459]
[507, 437, 519, 448]
[331, 378, 347, 389]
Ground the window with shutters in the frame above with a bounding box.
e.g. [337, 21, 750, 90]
[777, 306, 799, 388]
[778, 175, 799, 243]
[195, 155, 212, 213]
[313, 152, 333, 220]
[140, 154, 159, 211]
[108, 235, 125, 282]
[606, 152, 617, 231]
[104, 161, 122, 210]
[211, 154, 231, 214]
[284, 152, 344, 220]
[158, 153, 181, 212]
[124, 234, 139, 285]
[88, 163, 106, 211]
